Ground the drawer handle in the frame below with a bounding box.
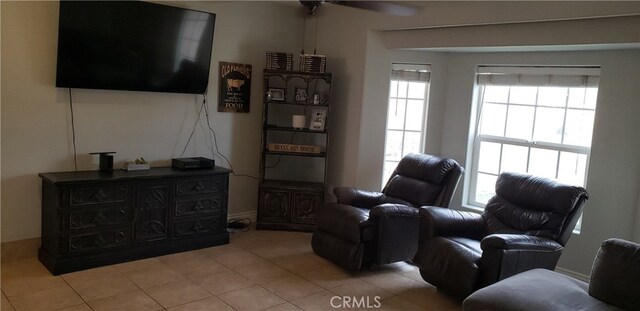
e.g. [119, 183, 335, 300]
[91, 213, 106, 224]
[116, 232, 126, 243]
[192, 183, 205, 191]
[192, 202, 204, 212]
[91, 189, 106, 201]
[192, 222, 204, 232]
[92, 236, 106, 246]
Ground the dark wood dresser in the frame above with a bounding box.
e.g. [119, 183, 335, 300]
[38, 167, 231, 275]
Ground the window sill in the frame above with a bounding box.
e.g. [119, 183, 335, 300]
[460, 204, 484, 213]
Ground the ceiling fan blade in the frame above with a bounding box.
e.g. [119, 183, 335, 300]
[331, 1, 417, 16]
[299, 0, 325, 15]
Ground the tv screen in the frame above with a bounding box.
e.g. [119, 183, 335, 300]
[56, 1, 215, 94]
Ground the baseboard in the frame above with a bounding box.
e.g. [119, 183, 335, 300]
[555, 266, 590, 282]
[1, 237, 40, 262]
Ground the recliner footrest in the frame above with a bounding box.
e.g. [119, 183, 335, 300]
[312, 229, 364, 271]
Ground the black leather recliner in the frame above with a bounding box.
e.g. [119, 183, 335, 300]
[311, 153, 464, 271]
[414, 172, 589, 299]
[463, 238, 640, 310]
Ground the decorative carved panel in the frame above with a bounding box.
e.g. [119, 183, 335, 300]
[69, 230, 127, 253]
[291, 190, 322, 224]
[70, 186, 127, 206]
[175, 197, 220, 216]
[69, 207, 127, 230]
[176, 176, 223, 196]
[258, 189, 290, 223]
[174, 218, 219, 237]
[134, 184, 169, 242]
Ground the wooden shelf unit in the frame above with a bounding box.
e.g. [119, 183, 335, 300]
[257, 69, 332, 232]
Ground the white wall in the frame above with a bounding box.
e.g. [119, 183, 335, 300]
[0, 1, 304, 242]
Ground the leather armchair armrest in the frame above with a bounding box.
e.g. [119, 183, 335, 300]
[481, 234, 563, 252]
[478, 234, 565, 286]
[419, 206, 484, 240]
[333, 187, 384, 209]
[370, 203, 419, 219]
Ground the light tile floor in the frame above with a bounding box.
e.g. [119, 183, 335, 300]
[0, 228, 460, 310]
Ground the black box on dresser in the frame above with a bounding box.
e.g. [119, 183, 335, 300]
[38, 166, 231, 275]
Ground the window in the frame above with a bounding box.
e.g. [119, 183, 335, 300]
[382, 64, 431, 186]
[467, 66, 599, 232]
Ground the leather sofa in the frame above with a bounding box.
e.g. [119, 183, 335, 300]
[414, 172, 589, 299]
[312, 153, 463, 271]
[463, 238, 640, 311]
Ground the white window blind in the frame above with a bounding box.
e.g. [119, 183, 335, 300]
[477, 66, 600, 87]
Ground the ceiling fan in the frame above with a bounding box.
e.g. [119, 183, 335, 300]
[299, 0, 417, 16]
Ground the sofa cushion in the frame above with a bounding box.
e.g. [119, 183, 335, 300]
[463, 269, 622, 311]
[589, 238, 640, 310]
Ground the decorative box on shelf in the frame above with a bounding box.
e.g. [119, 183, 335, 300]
[123, 162, 150, 171]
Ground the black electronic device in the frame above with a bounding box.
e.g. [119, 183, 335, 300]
[56, 1, 216, 94]
[90, 152, 116, 173]
[172, 157, 215, 170]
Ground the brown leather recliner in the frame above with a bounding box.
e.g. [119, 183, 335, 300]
[312, 153, 464, 271]
[414, 172, 589, 299]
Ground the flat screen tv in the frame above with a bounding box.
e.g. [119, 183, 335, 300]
[56, 1, 216, 94]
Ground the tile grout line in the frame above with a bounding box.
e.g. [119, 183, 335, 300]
[124, 272, 165, 311]
[1, 289, 18, 311]
[58, 275, 95, 311]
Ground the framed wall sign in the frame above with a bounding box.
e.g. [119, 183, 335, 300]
[219, 62, 252, 113]
[310, 108, 327, 131]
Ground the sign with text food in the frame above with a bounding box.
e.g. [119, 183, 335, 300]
[219, 62, 251, 113]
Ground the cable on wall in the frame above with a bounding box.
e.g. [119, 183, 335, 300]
[179, 97, 206, 158]
[201, 93, 259, 180]
[68, 88, 78, 171]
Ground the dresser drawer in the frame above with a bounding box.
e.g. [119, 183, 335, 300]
[175, 176, 224, 196]
[69, 185, 127, 207]
[175, 197, 221, 217]
[173, 217, 221, 237]
[69, 206, 128, 230]
[68, 229, 128, 254]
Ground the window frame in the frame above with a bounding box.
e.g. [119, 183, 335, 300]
[465, 67, 600, 233]
[382, 64, 431, 187]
